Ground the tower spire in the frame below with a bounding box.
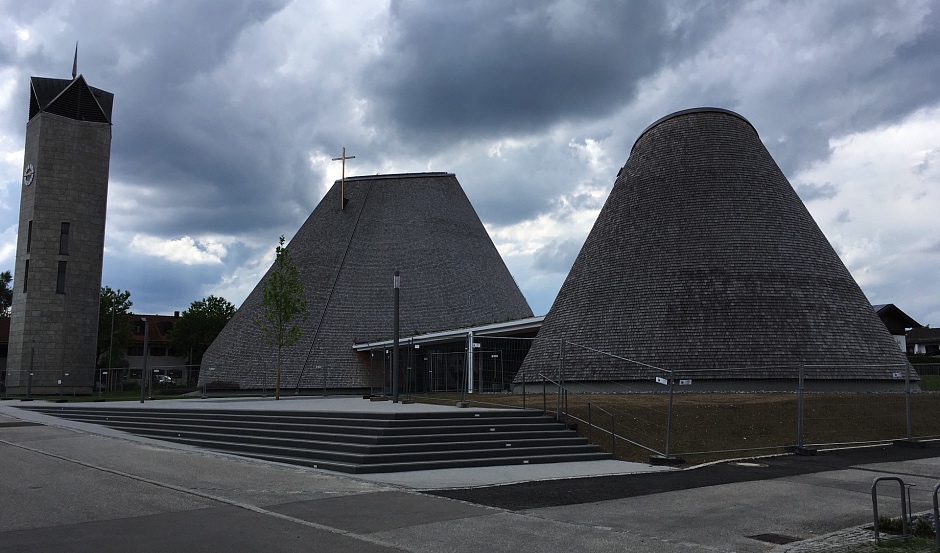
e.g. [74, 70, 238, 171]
[72, 42, 78, 79]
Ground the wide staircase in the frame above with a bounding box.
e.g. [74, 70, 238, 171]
[21, 405, 611, 473]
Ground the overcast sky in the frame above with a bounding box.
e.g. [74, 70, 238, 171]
[1, 0, 938, 326]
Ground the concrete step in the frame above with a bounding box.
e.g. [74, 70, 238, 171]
[110, 424, 590, 452]
[22, 404, 612, 473]
[238, 450, 614, 474]
[119, 428, 593, 456]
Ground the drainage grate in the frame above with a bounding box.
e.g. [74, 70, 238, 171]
[748, 533, 801, 545]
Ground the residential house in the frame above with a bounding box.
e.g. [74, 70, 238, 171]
[907, 327, 940, 356]
[872, 304, 922, 352]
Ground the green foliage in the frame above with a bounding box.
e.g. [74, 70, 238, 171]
[877, 515, 937, 540]
[919, 375, 940, 391]
[254, 235, 309, 398]
[0, 270, 12, 316]
[878, 515, 905, 534]
[98, 287, 133, 369]
[254, 236, 309, 350]
[169, 295, 236, 364]
[911, 518, 934, 538]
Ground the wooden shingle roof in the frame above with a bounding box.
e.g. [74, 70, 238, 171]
[519, 108, 909, 383]
[202, 173, 533, 389]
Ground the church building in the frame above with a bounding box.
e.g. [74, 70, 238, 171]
[517, 108, 911, 391]
[200, 172, 534, 393]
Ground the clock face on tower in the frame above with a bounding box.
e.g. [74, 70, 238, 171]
[23, 163, 34, 186]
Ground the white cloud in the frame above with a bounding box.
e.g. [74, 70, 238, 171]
[567, 137, 605, 169]
[793, 104, 940, 323]
[129, 234, 228, 265]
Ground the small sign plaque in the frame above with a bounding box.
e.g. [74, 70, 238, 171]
[679, 379, 692, 386]
[655, 376, 668, 385]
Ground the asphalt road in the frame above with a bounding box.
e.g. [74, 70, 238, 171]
[430, 442, 940, 510]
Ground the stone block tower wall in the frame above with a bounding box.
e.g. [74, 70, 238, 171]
[6, 75, 113, 394]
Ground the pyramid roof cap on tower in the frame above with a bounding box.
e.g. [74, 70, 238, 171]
[519, 108, 909, 386]
[29, 75, 113, 124]
[202, 172, 533, 390]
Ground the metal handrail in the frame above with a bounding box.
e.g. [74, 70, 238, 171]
[537, 373, 661, 456]
[561, 341, 671, 374]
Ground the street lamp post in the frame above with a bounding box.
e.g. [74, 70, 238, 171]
[392, 271, 400, 403]
[139, 317, 149, 403]
[108, 307, 114, 393]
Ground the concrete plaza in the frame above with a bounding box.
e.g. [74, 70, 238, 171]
[1, 397, 938, 552]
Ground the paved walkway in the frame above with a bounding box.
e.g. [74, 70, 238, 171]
[2, 397, 938, 552]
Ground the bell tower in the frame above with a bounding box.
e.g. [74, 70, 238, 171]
[5, 63, 114, 395]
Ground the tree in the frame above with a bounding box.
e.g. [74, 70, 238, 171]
[0, 270, 11, 316]
[98, 287, 133, 370]
[254, 235, 309, 399]
[169, 295, 236, 366]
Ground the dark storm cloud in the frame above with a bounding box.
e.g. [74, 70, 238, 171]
[367, 1, 736, 141]
[3, 0, 939, 317]
[105, 253, 226, 313]
[745, 3, 940, 176]
[91, 1, 299, 235]
[1, 0, 298, 237]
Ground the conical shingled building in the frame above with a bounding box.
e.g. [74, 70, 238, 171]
[202, 172, 533, 391]
[518, 108, 909, 391]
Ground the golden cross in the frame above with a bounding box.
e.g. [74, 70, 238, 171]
[332, 147, 356, 210]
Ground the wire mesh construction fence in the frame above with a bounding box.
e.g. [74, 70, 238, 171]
[409, 337, 940, 464]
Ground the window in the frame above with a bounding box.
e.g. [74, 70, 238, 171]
[56, 261, 66, 294]
[59, 222, 70, 255]
[27, 220, 32, 253]
[23, 260, 29, 293]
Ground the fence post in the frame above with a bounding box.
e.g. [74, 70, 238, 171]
[27, 348, 34, 399]
[588, 403, 592, 442]
[565, 388, 569, 424]
[798, 363, 805, 448]
[610, 412, 616, 457]
[521, 366, 526, 410]
[542, 375, 546, 413]
[904, 363, 913, 441]
[664, 372, 675, 458]
[556, 340, 563, 421]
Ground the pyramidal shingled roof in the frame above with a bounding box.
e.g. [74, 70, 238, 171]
[202, 172, 533, 390]
[30, 75, 113, 123]
[518, 108, 908, 384]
